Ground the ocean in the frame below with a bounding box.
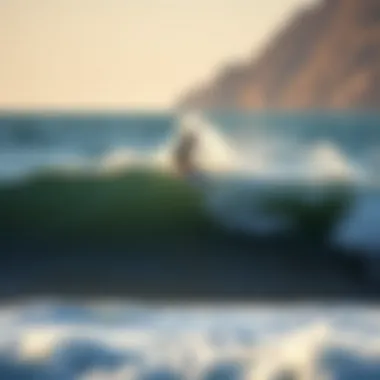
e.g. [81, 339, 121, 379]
[1, 111, 380, 298]
[0, 301, 379, 379]
[1, 112, 380, 379]
[0, 111, 379, 250]
[1, 111, 380, 182]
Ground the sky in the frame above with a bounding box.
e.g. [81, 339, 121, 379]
[0, 0, 319, 110]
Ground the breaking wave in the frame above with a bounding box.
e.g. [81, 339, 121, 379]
[15, 112, 365, 184]
[0, 302, 379, 379]
[94, 113, 368, 183]
[0, 113, 380, 256]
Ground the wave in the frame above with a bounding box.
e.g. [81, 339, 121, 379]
[0, 164, 371, 255]
[1, 113, 380, 257]
[4, 112, 366, 183]
[149, 113, 364, 182]
[333, 193, 380, 257]
[95, 114, 368, 182]
[0, 169, 215, 242]
[94, 113, 241, 175]
[0, 302, 380, 379]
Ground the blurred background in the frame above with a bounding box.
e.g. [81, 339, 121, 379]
[1, 1, 380, 378]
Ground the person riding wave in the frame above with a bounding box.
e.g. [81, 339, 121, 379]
[173, 129, 198, 176]
[172, 113, 202, 177]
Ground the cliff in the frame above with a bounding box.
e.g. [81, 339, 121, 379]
[178, 0, 380, 110]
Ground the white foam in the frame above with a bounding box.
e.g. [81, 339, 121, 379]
[168, 113, 240, 173]
[173, 114, 366, 183]
[306, 141, 363, 182]
[1, 304, 380, 380]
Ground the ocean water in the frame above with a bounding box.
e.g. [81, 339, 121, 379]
[0, 301, 379, 379]
[1, 111, 379, 182]
[1, 112, 380, 379]
[0, 111, 380, 254]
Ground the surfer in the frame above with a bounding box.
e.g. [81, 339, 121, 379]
[173, 128, 198, 177]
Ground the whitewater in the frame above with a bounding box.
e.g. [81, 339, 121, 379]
[0, 301, 379, 379]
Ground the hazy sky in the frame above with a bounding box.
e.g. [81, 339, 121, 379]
[0, 0, 319, 109]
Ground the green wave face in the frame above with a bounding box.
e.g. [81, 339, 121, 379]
[0, 167, 355, 247]
[0, 169, 215, 242]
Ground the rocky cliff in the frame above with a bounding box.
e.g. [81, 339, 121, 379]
[178, 0, 380, 110]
